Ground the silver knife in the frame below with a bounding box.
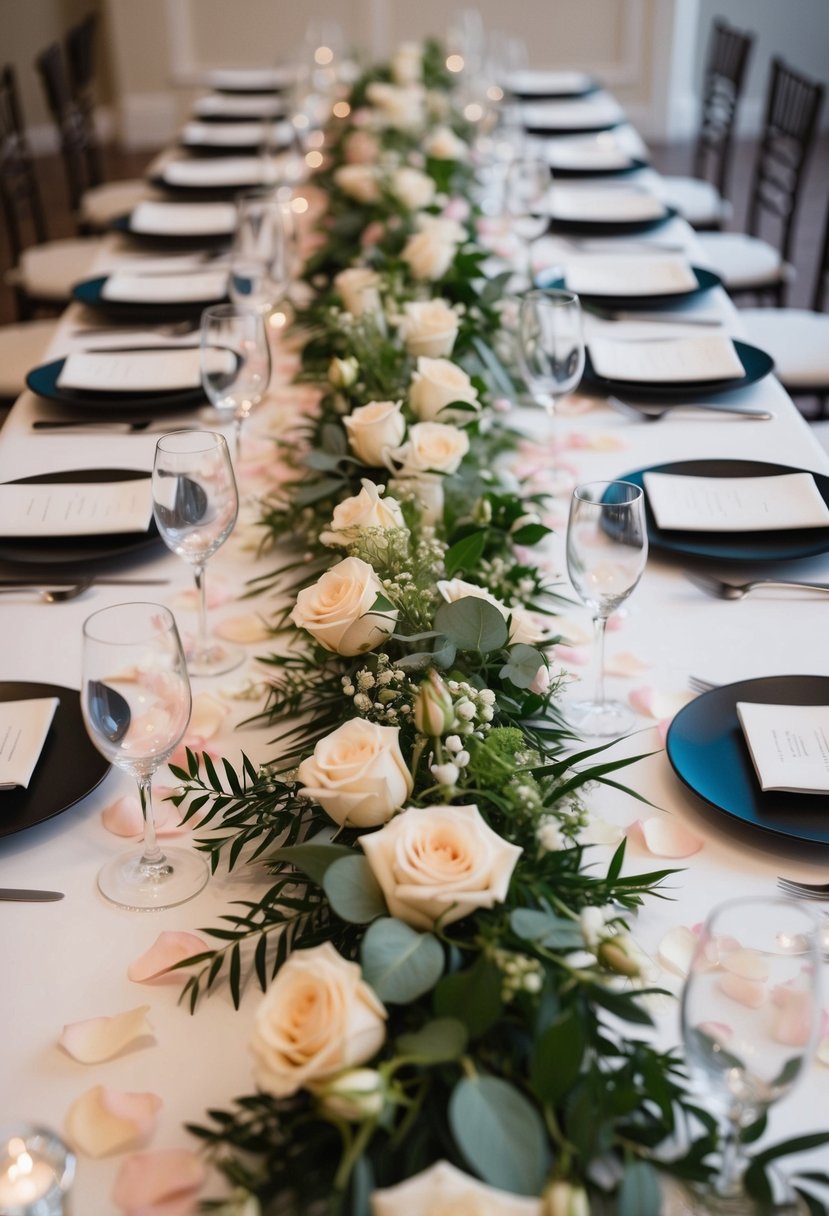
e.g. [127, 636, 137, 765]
[0, 888, 64, 901]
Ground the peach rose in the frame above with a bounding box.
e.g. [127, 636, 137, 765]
[335, 267, 381, 316]
[290, 556, 398, 656]
[409, 357, 479, 422]
[320, 479, 407, 548]
[297, 718, 413, 827]
[391, 421, 469, 476]
[343, 400, 406, 466]
[335, 164, 381, 204]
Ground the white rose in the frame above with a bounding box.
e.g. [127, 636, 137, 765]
[365, 81, 424, 129]
[297, 718, 413, 827]
[400, 300, 459, 357]
[320, 479, 407, 547]
[390, 42, 423, 86]
[317, 1067, 386, 1122]
[436, 577, 545, 645]
[389, 473, 444, 526]
[424, 126, 467, 160]
[343, 400, 406, 466]
[344, 129, 380, 165]
[250, 942, 386, 1098]
[391, 166, 435, 211]
[371, 1160, 542, 1216]
[409, 357, 479, 422]
[401, 227, 457, 281]
[417, 214, 466, 243]
[290, 556, 398, 656]
[335, 267, 381, 317]
[360, 803, 522, 931]
[334, 164, 381, 204]
[392, 421, 469, 476]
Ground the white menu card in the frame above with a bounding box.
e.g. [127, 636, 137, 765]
[129, 201, 237, 235]
[101, 270, 228, 303]
[193, 93, 286, 119]
[737, 702, 829, 794]
[0, 698, 59, 789]
[565, 255, 697, 296]
[504, 70, 593, 96]
[589, 334, 744, 383]
[642, 472, 829, 532]
[549, 187, 666, 223]
[0, 480, 153, 537]
[522, 98, 624, 130]
[57, 348, 230, 393]
[545, 138, 633, 171]
[161, 157, 267, 188]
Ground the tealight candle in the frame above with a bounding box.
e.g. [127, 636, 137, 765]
[0, 1126, 74, 1215]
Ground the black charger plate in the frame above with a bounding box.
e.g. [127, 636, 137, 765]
[545, 155, 649, 179]
[621, 459, 829, 562]
[27, 356, 206, 414]
[667, 675, 829, 846]
[72, 275, 227, 322]
[524, 116, 624, 137]
[506, 75, 599, 101]
[0, 682, 110, 838]
[547, 204, 677, 237]
[537, 266, 721, 309]
[111, 213, 233, 250]
[583, 339, 773, 403]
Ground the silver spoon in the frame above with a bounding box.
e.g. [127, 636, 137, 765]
[0, 581, 94, 603]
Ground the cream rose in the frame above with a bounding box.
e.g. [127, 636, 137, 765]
[365, 81, 424, 129]
[320, 479, 407, 548]
[389, 473, 444, 526]
[391, 422, 469, 476]
[409, 357, 479, 421]
[334, 267, 381, 317]
[250, 942, 387, 1098]
[391, 166, 435, 211]
[344, 129, 381, 165]
[401, 228, 457, 281]
[390, 42, 423, 86]
[424, 126, 467, 160]
[371, 1160, 542, 1216]
[360, 803, 522, 931]
[334, 164, 381, 204]
[343, 400, 406, 466]
[436, 577, 545, 645]
[400, 300, 459, 358]
[297, 718, 413, 827]
[290, 556, 398, 656]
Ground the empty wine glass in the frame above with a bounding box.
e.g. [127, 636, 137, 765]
[681, 897, 822, 1213]
[230, 192, 294, 317]
[516, 288, 584, 480]
[200, 303, 271, 458]
[81, 602, 208, 910]
[152, 430, 241, 677]
[565, 480, 647, 736]
[504, 156, 550, 284]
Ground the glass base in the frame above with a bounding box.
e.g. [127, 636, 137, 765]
[98, 845, 209, 911]
[566, 696, 634, 738]
[184, 638, 244, 677]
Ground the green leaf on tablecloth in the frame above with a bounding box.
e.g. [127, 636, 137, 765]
[499, 643, 545, 689]
[434, 596, 507, 654]
[323, 856, 386, 923]
[433, 954, 502, 1038]
[530, 1010, 586, 1103]
[396, 1017, 468, 1063]
[273, 841, 354, 887]
[360, 917, 444, 1002]
[449, 1075, 550, 1196]
[617, 1159, 662, 1216]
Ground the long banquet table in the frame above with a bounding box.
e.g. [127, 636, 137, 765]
[1, 90, 828, 1213]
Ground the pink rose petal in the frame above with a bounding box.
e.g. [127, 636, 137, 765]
[128, 933, 208, 984]
[171, 583, 233, 611]
[655, 718, 671, 745]
[168, 738, 220, 769]
[818, 1037, 829, 1067]
[604, 651, 649, 677]
[188, 693, 229, 741]
[698, 1020, 733, 1043]
[721, 948, 769, 982]
[640, 816, 703, 858]
[771, 986, 814, 1047]
[658, 926, 698, 978]
[557, 617, 592, 646]
[605, 612, 625, 631]
[102, 792, 187, 838]
[553, 644, 590, 666]
[113, 1149, 206, 1212]
[581, 817, 624, 847]
[213, 614, 272, 644]
[718, 972, 766, 1008]
[59, 1007, 154, 1063]
[65, 1086, 161, 1157]
[629, 686, 693, 721]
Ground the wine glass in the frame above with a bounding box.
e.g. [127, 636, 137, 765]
[200, 303, 272, 459]
[565, 480, 647, 737]
[516, 288, 584, 478]
[681, 897, 822, 1212]
[152, 430, 241, 677]
[504, 156, 551, 284]
[229, 192, 294, 318]
[81, 602, 208, 910]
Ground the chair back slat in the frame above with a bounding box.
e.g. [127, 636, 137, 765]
[812, 199, 829, 314]
[0, 64, 49, 262]
[693, 19, 754, 201]
[35, 39, 103, 218]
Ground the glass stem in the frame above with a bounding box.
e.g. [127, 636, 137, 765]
[592, 614, 608, 708]
[715, 1117, 746, 1197]
[137, 775, 163, 867]
[233, 416, 243, 461]
[194, 563, 209, 658]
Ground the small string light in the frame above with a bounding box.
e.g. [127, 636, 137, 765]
[305, 150, 324, 168]
[314, 46, 334, 65]
[332, 100, 351, 118]
[446, 54, 464, 72]
[463, 102, 484, 122]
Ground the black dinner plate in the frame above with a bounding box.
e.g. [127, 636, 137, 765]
[621, 459, 829, 562]
[507, 76, 600, 101]
[524, 116, 624, 137]
[545, 155, 649, 179]
[0, 469, 162, 566]
[111, 213, 232, 250]
[667, 676, 829, 846]
[0, 681, 110, 838]
[583, 339, 773, 402]
[537, 266, 722, 309]
[148, 173, 259, 200]
[547, 204, 677, 237]
[72, 275, 228, 322]
[26, 356, 207, 414]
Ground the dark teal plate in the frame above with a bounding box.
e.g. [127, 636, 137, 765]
[545, 155, 649, 179]
[667, 676, 829, 846]
[537, 266, 721, 309]
[622, 459, 829, 562]
[583, 339, 773, 402]
[26, 357, 206, 413]
[547, 205, 677, 237]
[524, 116, 624, 136]
[111, 213, 232, 249]
[73, 275, 227, 321]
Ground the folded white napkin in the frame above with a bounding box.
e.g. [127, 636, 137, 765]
[545, 136, 635, 171]
[642, 471, 829, 532]
[128, 201, 237, 236]
[522, 98, 624, 130]
[737, 702, 829, 794]
[589, 334, 744, 383]
[0, 479, 153, 537]
[193, 93, 287, 119]
[204, 67, 294, 91]
[101, 270, 228, 303]
[565, 255, 697, 296]
[505, 69, 593, 95]
[161, 157, 268, 188]
[182, 121, 291, 147]
[549, 186, 666, 223]
[0, 698, 59, 789]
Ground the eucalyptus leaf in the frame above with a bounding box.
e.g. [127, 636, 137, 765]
[510, 907, 584, 950]
[445, 531, 486, 578]
[295, 477, 346, 506]
[360, 917, 444, 1003]
[396, 1017, 468, 1063]
[272, 841, 353, 887]
[322, 856, 386, 924]
[433, 954, 503, 1038]
[530, 1010, 586, 1104]
[434, 596, 508, 654]
[499, 643, 545, 690]
[449, 1076, 550, 1196]
[617, 1160, 663, 1216]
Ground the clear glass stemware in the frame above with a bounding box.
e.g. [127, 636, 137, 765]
[681, 897, 822, 1213]
[81, 602, 208, 910]
[504, 156, 551, 284]
[565, 480, 647, 737]
[229, 192, 293, 318]
[516, 288, 585, 485]
[152, 430, 241, 677]
[200, 303, 272, 458]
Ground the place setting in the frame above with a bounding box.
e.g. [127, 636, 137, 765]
[179, 119, 294, 156]
[148, 154, 285, 196]
[501, 68, 600, 100]
[110, 200, 238, 249]
[536, 251, 722, 312]
[521, 94, 626, 136]
[540, 183, 677, 236]
[191, 91, 289, 122]
[541, 134, 649, 178]
[70, 264, 230, 323]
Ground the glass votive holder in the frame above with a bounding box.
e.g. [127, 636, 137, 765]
[0, 1125, 75, 1215]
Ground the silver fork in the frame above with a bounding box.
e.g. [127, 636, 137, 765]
[688, 675, 718, 694]
[608, 397, 773, 423]
[777, 877, 829, 900]
[686, 571, 829, 600]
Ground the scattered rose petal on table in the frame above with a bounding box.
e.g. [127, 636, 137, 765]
[112, 1149, 206, 1213]
[553, 644, 590, 666]
[168, 738, 221, 769]
[718, 973, 767, 1008]
[556, 617, 592, 646]
[214, 614, 272, 644]
[581, 817, 625, 847]
[721, 948, 769, 982]
[637, 816, 703, 858]
[698, 1020, 733, 1044]
[65, 1086, 161, 1157]
[558, 392, 598, 416]
[771, 985, 813, 1047]
[188, 692, 229, 739]
[657, 926, 698, 978]
[59, 1007, 154, 1063]
[102, 789, 187, 838]
[604, 651, 649, 677]
[629, 686, 693, 720]
[128, 932, 208, 984]
[563, 430, 627, 452]
[606, 612, 625, 631]
[171, 583, 233, 611]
